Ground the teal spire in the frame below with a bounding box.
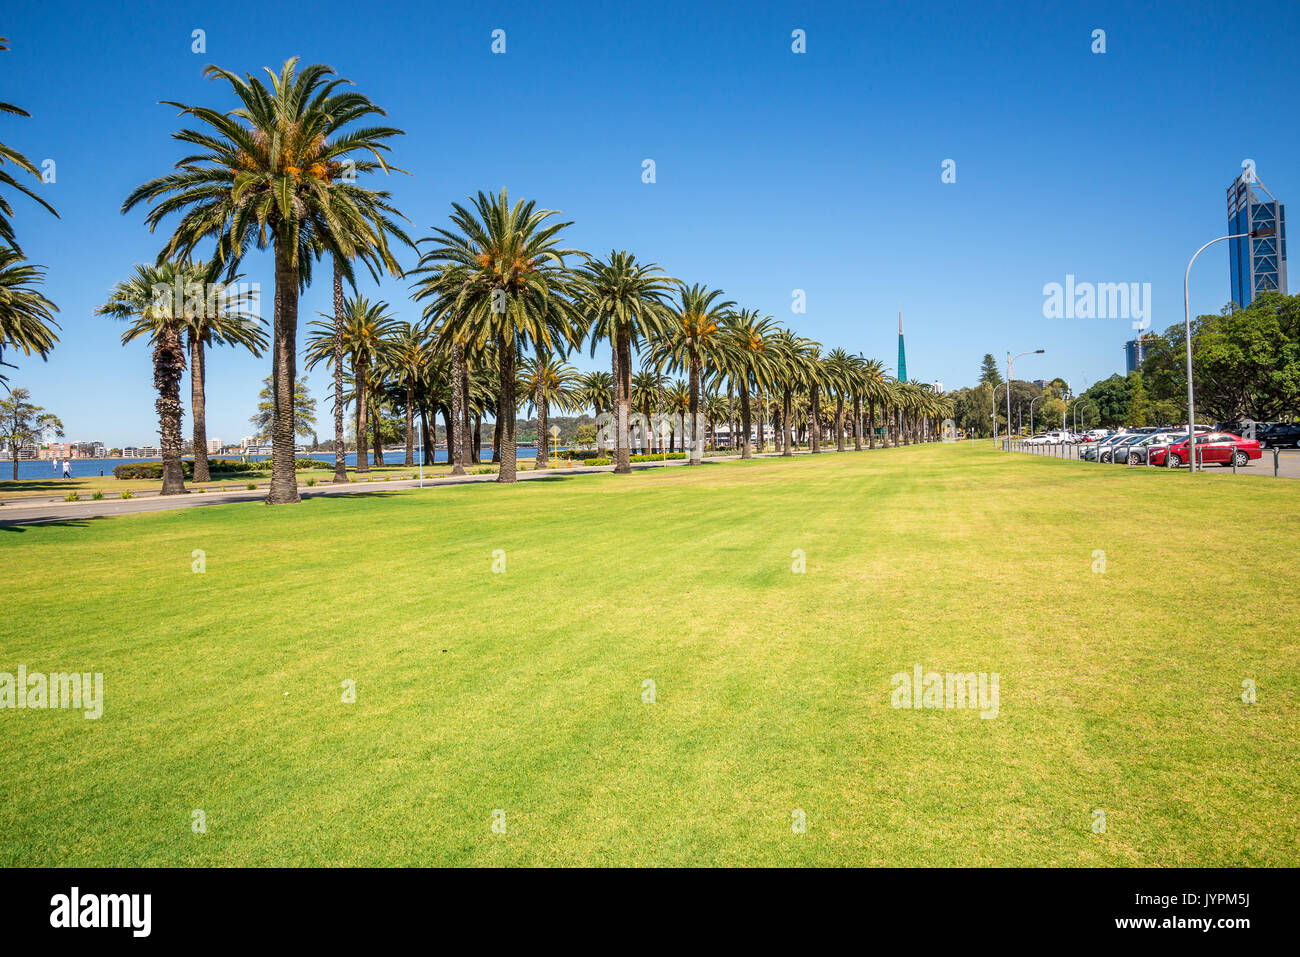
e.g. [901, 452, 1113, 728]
[897, 310, 907, 382]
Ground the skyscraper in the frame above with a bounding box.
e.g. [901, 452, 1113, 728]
[897, 310, 907, 382]
[1227, 167, 1287, 309]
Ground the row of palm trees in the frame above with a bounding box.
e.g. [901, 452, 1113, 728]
[8, 54, 952, 500]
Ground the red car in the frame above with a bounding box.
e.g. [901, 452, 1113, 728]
[1148, 432, 1262, 468]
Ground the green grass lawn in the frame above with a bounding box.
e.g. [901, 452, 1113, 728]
[2, 443, 1297, 866]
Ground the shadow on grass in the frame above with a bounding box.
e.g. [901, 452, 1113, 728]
[0, 518, 101, 532]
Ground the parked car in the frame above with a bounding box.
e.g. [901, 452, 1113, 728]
[1083, 429, 1110, 442]
[1107, 433, 1150, 463]
[1118, 432, 1180, 465]
[1258, 422, 1300, 449]
[1087, 433, 1130, 462]
[1149, 432, 1262, 468]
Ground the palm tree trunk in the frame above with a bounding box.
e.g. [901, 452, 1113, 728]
[331, 258, 348, 483]
[782, 389, 794, 456]
[740, 389, 753, 459]
[267, 237, 301, 504]
[811, 385, 822, 453]
[450, 340, 466, 475]
[497, 333, 518, 482]
[491, 415, 502, 462]
[372, 402, 384, 466]
[755, 392, 765, 453]
[404, 384, 415, 467]
[439, 406, 453, 463]
[472, 416, 482, 463]
[190, 332, 210, 483]
[534, 346, 548, 470]
[688, 352, 702, 465]
[614, 328, 632, 474]
[835, 396, 846, 452]
[155, 325, 187, 495]
[866, 398, 874, 449]
[354, 354, 370, 473]
[854, 394, 863, 450]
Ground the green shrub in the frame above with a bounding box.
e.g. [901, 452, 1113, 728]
[111, 457, 324, 480]
[92, 491, 105, 500]
[64, 492, 79, 502]
[629, 452, 686, 462]
[120, 491, 133, 500]
[306, 478, 317, 487]
[472, 466, 496, 474]
[584, 458, 612, 466]
[194, 487, 206, 493]
[246, 483, 257, 490]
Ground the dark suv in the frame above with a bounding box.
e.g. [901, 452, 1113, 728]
[1259, 422, 1300, 449]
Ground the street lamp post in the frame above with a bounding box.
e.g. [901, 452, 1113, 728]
[1005, 349, 1045, 448]
[1028, 395, 1043, 438]
[1182, 225, 1274, 473]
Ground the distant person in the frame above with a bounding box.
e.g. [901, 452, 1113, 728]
[62, 459, 71, 479]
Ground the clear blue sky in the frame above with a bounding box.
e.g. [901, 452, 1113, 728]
[4, 0, 1298, 445]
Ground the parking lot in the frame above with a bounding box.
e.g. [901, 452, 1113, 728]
[1004, 439, 1300, 478]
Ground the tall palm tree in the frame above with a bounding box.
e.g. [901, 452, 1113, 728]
[575, 252, 677, 473]
[720, 309, 779, 459]
[305, 295, 397, 473]
[822, 348, 855, 452]
[0, 247, 58, 385]
[856, 356, 888, 449]
[770, 329, 820, 456]
[520, 354, 579, 465]
[382, 321, 432, 466]
[123, 58, 406, 504]
[95, 263, 193, 494]
[631, 368, 667, 452]
[577, 370, 613, 416]
[0, 37, 58, 255]
[179, 264, 265, 482]
[649, 284, 734, 464]
[664, 379, 691, 452]
[322, 209, 411, 482]
[417, 190, 583, 483]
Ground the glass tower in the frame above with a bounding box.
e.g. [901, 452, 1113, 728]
[1227, 168, 1287, 309]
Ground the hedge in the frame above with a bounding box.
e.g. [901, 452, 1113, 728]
[112, 457, 324, 480]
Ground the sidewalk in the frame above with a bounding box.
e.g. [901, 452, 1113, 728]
[0, 448, 858, 527]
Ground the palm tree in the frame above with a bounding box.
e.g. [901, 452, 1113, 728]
[855, 356, 888, 449]
[0, 247, 58, 385]
[305, 295, 397, 474]
[577, 370, 613, 416]
[382, 321, 432, 466]
[649, 285, 734, 464]
[322, 207, 411, 482]
[575, 252, 677, 473]
[631, 368, 667, 452]
[0, 37, 58, 255]
[822, 348, 855, 452]
[664, 379, 691, 452]
[180, 264, 265, 482]
[123, 58, 407, 504]
[520, 354, 579, 466]
[720, 309, 779, 459]
[770, 329, 820, 456]
[417, 190, 583, 483]
[95, 263, 193, 494]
